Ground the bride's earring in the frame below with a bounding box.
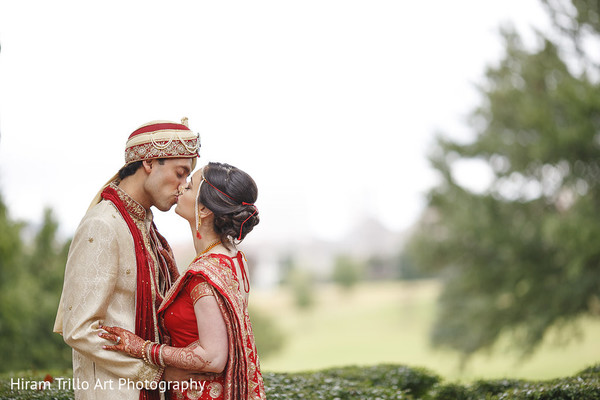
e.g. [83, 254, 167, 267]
[195, 178, 205, 240]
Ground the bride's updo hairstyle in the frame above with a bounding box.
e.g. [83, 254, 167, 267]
[199, 162, 259, 246]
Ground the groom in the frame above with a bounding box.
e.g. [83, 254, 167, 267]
[54, 119, 200, 400]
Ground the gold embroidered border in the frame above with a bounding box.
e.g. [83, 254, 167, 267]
[109, 182, 146, 221]
[190, 281, 214, 304]
[125, 140, 199, 164]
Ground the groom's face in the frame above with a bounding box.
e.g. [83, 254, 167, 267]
[144, 158, 193, 212]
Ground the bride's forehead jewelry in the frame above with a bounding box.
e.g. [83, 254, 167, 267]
[195, 178, 205, 237]
[203, 176, 258, 240]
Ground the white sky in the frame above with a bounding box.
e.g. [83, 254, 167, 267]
[0, 0, 550, 245]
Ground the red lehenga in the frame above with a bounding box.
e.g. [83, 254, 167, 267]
[158, 252, 266, 400]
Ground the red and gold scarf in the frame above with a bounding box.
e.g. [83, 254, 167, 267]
[159, 253, 266, 400]
[101, 185, 178, 400]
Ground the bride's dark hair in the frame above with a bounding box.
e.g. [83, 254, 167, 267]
[199, 162, 259, 246]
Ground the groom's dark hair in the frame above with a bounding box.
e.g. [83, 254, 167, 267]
[118, 159, 166, 180]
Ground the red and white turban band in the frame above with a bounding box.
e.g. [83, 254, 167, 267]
[124, 118, 200, 167]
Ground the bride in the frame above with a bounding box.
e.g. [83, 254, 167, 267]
[101, 162, 266, 400]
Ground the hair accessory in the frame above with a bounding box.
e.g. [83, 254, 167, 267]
[238, 203, 258, 241]
[203, 176, 257, 240]
[202, 176, 234, 200]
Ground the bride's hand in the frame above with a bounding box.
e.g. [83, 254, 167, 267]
[99, 325, 145, 359]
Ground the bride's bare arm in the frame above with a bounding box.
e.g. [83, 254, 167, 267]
[162, 295, 228, 373]
[101, 294, 229, 374]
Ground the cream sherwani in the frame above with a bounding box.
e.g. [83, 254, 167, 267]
[54, 185, 165, 400]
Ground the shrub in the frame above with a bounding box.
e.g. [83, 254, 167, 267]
[470, 379, 529, 399]
[427, 382, 471, 400]
[425, 364, 600, 400]
[0, 363, 598, 400]
[491, 377, 600, 400]
[0, 371, 73, 400]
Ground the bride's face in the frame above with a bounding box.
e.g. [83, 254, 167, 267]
[175, 169, 204, 222]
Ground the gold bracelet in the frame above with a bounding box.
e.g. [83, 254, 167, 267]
[141, 340, 151, 364]
[146, 341, 153, 365]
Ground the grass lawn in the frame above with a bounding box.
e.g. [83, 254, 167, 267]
[251, 280, 600, 382]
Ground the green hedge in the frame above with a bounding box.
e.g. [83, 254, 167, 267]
[264, 364, 438, 399]
[1, 364, 598, 399]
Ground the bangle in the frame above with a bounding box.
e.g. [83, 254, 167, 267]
[150, 343, 160, 366]
[141, 340, 151, 364]
[158, 344, 166, 367]
[146, 341, 153, 365]
[149, 343, 156, 365]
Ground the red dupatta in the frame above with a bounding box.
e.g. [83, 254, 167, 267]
[101, 186, 168, 400]
[159, 253, 266, 400]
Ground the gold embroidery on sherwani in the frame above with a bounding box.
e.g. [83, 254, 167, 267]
[54, 190, 166, 399]
[111, 183, 146, 221]
[134, 361, 162, 384]
[111, 183, 163, 344]
[140, 218, 160, 341]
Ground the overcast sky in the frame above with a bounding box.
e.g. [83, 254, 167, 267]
[0, 1, 550, 246]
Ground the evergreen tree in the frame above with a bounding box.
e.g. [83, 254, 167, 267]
[0, 192, 27, 371]
[407, 0, 600, 359]
[20, 208, 72, 370]
[0, 193, 71, 372]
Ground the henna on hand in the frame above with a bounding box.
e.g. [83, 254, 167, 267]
[100, 325, 145, 359]
[161, 343, 212, 371]
[100, 327, 214, 372]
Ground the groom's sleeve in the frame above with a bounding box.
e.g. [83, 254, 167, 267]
[57, 213, 162, 387]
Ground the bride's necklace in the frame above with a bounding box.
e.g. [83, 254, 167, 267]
[199, 240, 222, 256]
